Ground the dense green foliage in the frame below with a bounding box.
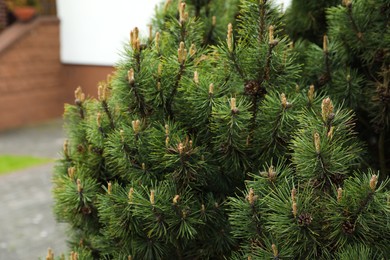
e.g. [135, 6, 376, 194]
[52, 0, 389, 259]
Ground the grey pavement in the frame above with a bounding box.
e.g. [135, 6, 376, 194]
[0, 119, 68, 259]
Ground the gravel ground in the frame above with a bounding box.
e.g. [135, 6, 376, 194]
[0, 119, 68, 259]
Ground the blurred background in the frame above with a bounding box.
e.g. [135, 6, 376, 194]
[0, 0, 290, 259]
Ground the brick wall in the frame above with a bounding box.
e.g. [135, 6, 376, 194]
[0, 17, 63, 130]
[0, 17, 113, 131]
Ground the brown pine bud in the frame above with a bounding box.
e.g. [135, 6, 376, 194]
[173, 194, 180, 204]
[323, 34, 328, 53]
[128, 68, 135, 84]
[308, 85, 315, 103]
[46, 248, 54, 260]
[337, 187, 343, 202]
[189, 43, 196, 57]
[179, 2, 187, 23]
[132, 119, 140, 134]
[128, 256, 132, 260]
[292, 201, 297, 217]
[281, 93, 287, 108]
[327, 126, 334, 140]
[268, 25, 274, 44]
[272, 244, 278, 257]
[193, 71, 199, 84]
[63, 139, 69, 157]
[209, 83, 214, 94]
[68, 167, 75, 179]
[291, 188, 296, 202]
[150, 190, 155, 205]
[227, 23, 233, 52]
[165, 124, 169, 136]
[107, 182, 112, 195]
[370, 174, 378, 191]
[230, 97, 237, 111]
[148, 24, 153, 42]
[178, 142, 184, 154]
[321, 97, 334, 122]
[155, 32, 160, 52]
[342, 0, 351, 8]
[142, 163, 146, 171]
[314, 132, 321, 154]
[246, 188, 258, 205]
[128, 187, 134, 202]
[178, 41, 187, 64]
[268, 165, 276, 181]
[165, 136, 170, 147]
[120, 129, 125, 142]
[96, 112, 102, 127]
[74, 86, 85, 104]
[77, 179, 82, 193]
[212, 16, 216, 27]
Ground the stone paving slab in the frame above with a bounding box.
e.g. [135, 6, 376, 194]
[0, 119, 68, 259]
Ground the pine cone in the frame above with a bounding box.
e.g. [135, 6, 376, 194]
[297, 213, 313, 226]
[342, 220, 355, 234]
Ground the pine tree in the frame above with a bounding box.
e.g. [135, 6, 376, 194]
[288, 0, 390, 178]
[52, 0, 389, 259]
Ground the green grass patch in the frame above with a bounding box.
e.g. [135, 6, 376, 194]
[0, 155, 53, 175]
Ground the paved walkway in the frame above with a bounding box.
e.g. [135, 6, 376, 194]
[0, 119, 68, 259]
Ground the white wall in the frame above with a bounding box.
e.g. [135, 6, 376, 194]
[57, 0, 291, 66]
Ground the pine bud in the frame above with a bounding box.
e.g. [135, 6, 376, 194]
[209, 83, 214, 94]
[292, 201, 297, 217]
[173, 194, 180, 204]
[321, 97, 334, 122]
[157, 82, 161, 91]
[77, 179, 82, 193]
[246, 188, 257, 205]
[248, 256, 252, 260]
[227, 23, 233, 52]
[314, 132, 321, 154]
[323, 34, 328, 53]
[337, 187, 343, 202]
[212, 16, 216, 27]
[166, 136, 170, 147]
[128, 68, 135, 84]
[291, 188, 297, 202]
[178, 41, 187, 64]
[230, 97, 237, 111]
[74, 86, 85, 104]
[63, 139, 69, 158]
[268, 165, 276, 181]
[201, 204, 205, 213]
[96, 112, 102, 128]
[128, 187, 134, 202]
[308, 85, 315, 103]
[46, 248, 54, 260]
[178, 142, 184, 154]
[179, 2, 188, 24]
[165, 124, 169, 136]
[346, 74, 351, 82]
[342, 0, 351, 8]
[295, 84, 300, 92]
[128, 256, 132, 260]
[272, 244, 278, 257]
[155, 32, 160, 52]
[370, 174, 378, 191]
[68, 167, 75, 179]
[130, 27, 140, 51]
[150, 190, 155, 205]
[142, 163, 146, 171]
[327, 126, 334, 140]
[280, 93, 291, 109]
[71, 251, 78, 260]
[189, 43, 196, 57]
[268, 25, 274, 44]
[189, 140, 193, 148]
[148, 24, 153, 42]
[194, 71, 199, 84]
[132, 119, 140, 134]
[107, 182, 112, 195]
[120, 129, 125, 142]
